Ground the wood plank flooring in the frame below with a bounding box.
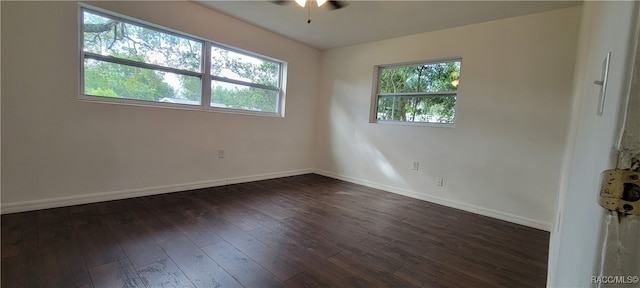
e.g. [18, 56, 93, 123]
[1, 174, 549, 287]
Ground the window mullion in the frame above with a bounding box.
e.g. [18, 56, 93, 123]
[202, 42, 212, 107]
[210, 76, 279, 92]
[84, 53, 202, 78]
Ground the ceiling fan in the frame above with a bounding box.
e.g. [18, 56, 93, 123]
[271, 0, 348, 23]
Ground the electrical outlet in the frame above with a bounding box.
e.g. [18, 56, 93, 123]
[436, 177, 444, 186]
[412, 161, 419, 171]
[218, 149, 225, 158]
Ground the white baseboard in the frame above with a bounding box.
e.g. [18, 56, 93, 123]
[0, 169, 313, 214]
[313, 169, 552, 231]
[1, 168, 553, 231]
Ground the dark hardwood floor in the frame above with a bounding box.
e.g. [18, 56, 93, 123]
[1, 174, 549, 288]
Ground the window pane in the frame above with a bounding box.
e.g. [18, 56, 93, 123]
[82, 10, 202, 72]
[377, 95, 455, 123]
[84, 59, 201, 104]
[379, 61, 460, 93]
[211, 81, 278, 113]
[211, 46, 280, 87]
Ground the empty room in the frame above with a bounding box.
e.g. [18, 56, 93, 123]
[2, 1, 639, 287]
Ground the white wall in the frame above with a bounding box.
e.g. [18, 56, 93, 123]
[1, 1, 320, 212]
[314, 7, 582, 230]
[548, 2, 639, 287]
[1, 2, 3, 203]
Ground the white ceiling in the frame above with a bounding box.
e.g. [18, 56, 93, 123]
[194, 0, 581, 50]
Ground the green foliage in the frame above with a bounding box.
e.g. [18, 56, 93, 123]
[179, 76, 201, 101]
[377, 61, 460, 123]
[84, 59, 176, 101]
[85, 87, 118, 98]
[212, 47, 279, 87]
[212, 85, 277, 113]
[83, 12, 201, 72]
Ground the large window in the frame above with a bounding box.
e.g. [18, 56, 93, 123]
[80, 6, 285, 116]
[373, 59, 461, 125]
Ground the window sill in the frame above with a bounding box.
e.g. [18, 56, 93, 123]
[371, 120, 455, 128]
[78, 95, 285, 118]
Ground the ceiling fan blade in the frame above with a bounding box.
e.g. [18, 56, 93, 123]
[269, 0, 289, 5]
[269, 0, 347, 10]
[327, 1, 347, 10]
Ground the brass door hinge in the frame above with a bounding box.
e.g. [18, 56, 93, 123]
[599, 169, 640, 215]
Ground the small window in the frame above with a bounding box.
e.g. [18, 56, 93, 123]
[373, 59, 461, 125]
[80, 6, 286, 116]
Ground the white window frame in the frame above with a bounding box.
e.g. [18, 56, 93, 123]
[79, 4, 287, 117]
[370, 58, 461, 127]
[208, 43, 286, 116]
